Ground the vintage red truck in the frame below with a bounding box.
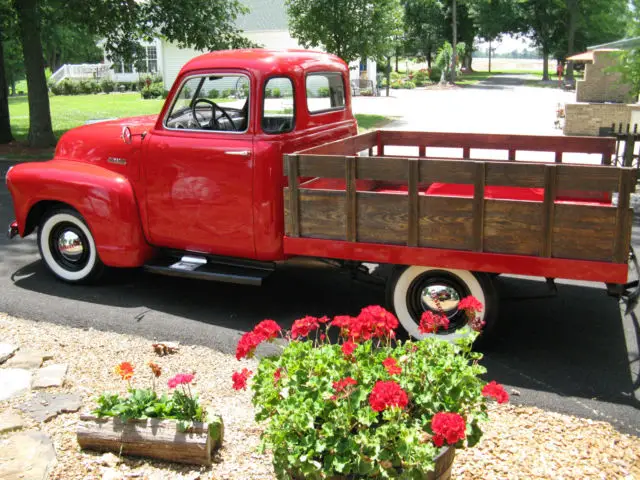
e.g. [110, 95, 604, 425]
[6, 49, 639, 341]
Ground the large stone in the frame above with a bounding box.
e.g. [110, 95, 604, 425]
[0, 343, 18, 364]
[0, 368, 32, 401]
[18, 392, 82, 423]
[0, 409, 25, 433]
[3, 349, 47, 369]
[32, 364, 68, 389]
[0, 431, 57, 480]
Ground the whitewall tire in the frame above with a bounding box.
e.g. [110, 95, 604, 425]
[37, 208, 104, 284]
[387, 265, 498, 342]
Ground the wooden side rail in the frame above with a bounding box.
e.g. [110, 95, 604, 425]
[284, 154, 635, 264]
[377, 131, 616, 165]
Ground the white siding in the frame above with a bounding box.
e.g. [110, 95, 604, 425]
[161, 41, 206, 90]
[244, 30, 304, 50]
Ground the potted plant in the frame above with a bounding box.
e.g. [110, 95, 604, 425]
[232, 299, 508, 479]
[77, 362, 224, 465]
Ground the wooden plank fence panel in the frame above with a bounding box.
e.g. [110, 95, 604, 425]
[485, 162, 547, 188]
[299, 190, 346, 240]
[484, 200, 543, 256]
[419, 196, 474, 250]
[552, 204, 617, 261]
[357, 192, 408, 245]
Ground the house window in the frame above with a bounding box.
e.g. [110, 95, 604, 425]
[147, 46, 157, 73]
[306, 72, 345, 114]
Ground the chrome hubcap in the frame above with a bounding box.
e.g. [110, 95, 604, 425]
[420, 285, 461, 315]
[56, 230, 84, 263]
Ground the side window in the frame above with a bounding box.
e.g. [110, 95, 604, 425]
[306, 72, 345, 114]
[263, 77, 294, 134]
[165, 74, 250, 132]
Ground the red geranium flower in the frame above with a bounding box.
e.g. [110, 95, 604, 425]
[355, 306, 399, 340]
[168, 373, 195, 389]
[369, 380, 408, 412]
[114, 362, 134, 381]
[291, 316, 320, 339]
[236, 331, 265, 360]
[382, 357, 402, 376]
[482, 381, 509, 404]
[431, 412, 466, 446]
[253, 319, 282, 341]
[341, 340, 357, 357]
[331, 315, 354, 329]
[458, 296, 483, 313]
[333, 377, 357, 393]
[318, 316, 331, 324]
[273, 368, 283, 385]
[232, 368, 252, 391]
[419, 311, 450, 334]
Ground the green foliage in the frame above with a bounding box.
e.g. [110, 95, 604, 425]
[271, 87, 282, 98]
[413, 69, 430, 86]
[207, 88, 220, 99]
[252, 331, 489, 479]
[100, 78, 115, 94]
[222, 89, 232, 98]
[285, 0, 404, 62]
[615, 0, 640, 96]
[403, 0, 446, 64]
[140, 82, 164, 99]
[428, 67, 442, 82]
[94, 388, 203, 422]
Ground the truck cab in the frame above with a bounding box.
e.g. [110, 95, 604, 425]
[7, 49, 357, 283]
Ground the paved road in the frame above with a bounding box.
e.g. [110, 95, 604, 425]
[2, 79, 639, 435]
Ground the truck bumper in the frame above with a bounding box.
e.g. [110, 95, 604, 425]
[7, 221, 18, 239]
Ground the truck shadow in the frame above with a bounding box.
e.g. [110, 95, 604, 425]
[9, 257, 640, 411]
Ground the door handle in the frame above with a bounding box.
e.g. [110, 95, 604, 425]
[225, 150, 251, 157]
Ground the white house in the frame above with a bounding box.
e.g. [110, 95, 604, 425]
[93, 0, 376, 91]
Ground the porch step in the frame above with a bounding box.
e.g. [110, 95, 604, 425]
[144, 255, 273, 286]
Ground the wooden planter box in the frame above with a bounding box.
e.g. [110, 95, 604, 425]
[76, 414, 223, 466]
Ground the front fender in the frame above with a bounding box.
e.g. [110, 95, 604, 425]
[7, 160, 155, 268]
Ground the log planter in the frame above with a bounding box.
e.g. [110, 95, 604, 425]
[290, 446, 455, 480]
[76, 413, 224, 466]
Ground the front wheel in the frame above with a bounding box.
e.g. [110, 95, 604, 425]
[386, 265, 498, 342]
[37, 208, 104, 284]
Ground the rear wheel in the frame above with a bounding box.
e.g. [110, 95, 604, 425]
[37, 208, 104, 284]
[386, 265, 498, 342]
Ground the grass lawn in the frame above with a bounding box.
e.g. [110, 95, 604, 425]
[5, 94, 391, 157]
[455, 69, 583, 87]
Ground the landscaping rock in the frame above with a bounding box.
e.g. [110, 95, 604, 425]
[18, 392, 82, 423]
[0, 343, 18, 364]
[0, 431, 57, 480]
[96, 452, 121, 467]
[4, 349, 47, 369]
[101, 467, 124, 480]
[0, 368, 32, 401]
[0, 409, 25, 433]
[32, 363, 68, 388]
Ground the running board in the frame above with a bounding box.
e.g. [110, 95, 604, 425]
[144, 256, 273, 286]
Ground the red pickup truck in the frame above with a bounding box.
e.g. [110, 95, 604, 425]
[6, 49, 638, 341]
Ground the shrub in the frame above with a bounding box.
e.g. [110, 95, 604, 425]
[413, 69, 429, 87]
[140, 82, 165, 99]
[233, 301, 507, 479]
[222, 89, 232, 98]
[59, 79, 78, 95]
[317, 86, 330, 97]
[402, 81, 416, 89]
[208, 88, 220, 99]
[390, 81, 403, 89]
[100, 79, 115, 94]
[360, 88, 373, 96]
[50, 82, 64, 96]
[390, 71, 402, 82]
[272, 87, 281, 98]
[429, 67, 442, 82]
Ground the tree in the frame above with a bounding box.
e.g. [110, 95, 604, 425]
[470, 0, 519, 72]
[515, 0, 566, 80]
[8, 0, 252, 147]
[617, 0, 640, 96]
[404, 0, 447, 68]
[0, 0, 15, 143]
[285, 0, 404, 63]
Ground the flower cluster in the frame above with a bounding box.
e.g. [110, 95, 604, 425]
[339, 306, 399, 341]
[419, 311, 450, 334]
[382, 357, 402, 376]
[482, 381, 509, 403]
[232, 368, 253, 391]
[331, 377, 357, 401]
[291, 315, 320, 339]
[369, 380, 409, 412]
[431, 412, 467, 447]
[458, 296, 485, 332]
[236, 319, 284, 360]
[114, 362, 134, 381]
[168, 373, 194, 389]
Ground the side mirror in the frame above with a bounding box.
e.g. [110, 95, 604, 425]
[121, 126, 132, 144]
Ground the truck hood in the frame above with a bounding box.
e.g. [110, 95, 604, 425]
[54, 114, 158, 166]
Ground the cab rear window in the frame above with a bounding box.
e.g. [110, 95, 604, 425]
[306, 72, 345, 114]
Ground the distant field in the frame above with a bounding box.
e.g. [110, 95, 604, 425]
[472, 57, 545, 72]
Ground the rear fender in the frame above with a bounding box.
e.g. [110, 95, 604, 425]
[7, 160, 154, 267]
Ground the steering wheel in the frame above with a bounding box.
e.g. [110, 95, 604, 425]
[191, 98, 238, 131]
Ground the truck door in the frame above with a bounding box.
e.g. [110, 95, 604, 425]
[143, 72, 255, 258]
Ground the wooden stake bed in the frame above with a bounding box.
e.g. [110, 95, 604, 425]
[283, 131, 635, 283]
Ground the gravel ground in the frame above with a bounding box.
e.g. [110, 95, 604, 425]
[1, 312, 639, 480]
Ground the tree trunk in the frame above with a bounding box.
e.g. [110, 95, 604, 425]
[542, 44, 550, 81]
[426, 48, 432, 69]
[450, 0, 457, 83]
[386, 56, 391, 97]
[566, 0, 578, 80]
[14, 0, 56, 147]
[488, 39, 492, 73]
[0, 35, 14, 144]
[10, 80, 16, 96]
[395, 49, 399, 73]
